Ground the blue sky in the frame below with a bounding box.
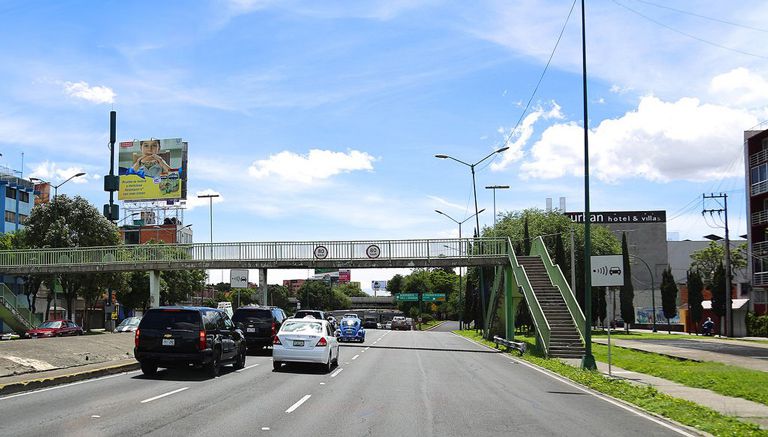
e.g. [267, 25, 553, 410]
[1, 0, 766, 292]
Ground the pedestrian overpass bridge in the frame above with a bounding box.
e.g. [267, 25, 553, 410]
[0, 237, 586, 359]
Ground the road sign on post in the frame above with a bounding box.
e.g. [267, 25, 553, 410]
[590, 255, 624, 287]
[422, 293, 446, 302]
[395, 293, 419, 301]
[230, 269, 249, 288]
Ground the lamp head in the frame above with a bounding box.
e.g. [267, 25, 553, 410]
[496, 146, 510, 153]
[434, 154, 449, 159]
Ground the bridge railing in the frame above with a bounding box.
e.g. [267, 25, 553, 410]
[0, 238, 511, 268]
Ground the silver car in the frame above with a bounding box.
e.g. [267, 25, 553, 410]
[113, 316, 141, 333]
[272, 318, 340, 372]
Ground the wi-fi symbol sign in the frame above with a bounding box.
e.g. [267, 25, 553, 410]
[593, 266, 610, 275]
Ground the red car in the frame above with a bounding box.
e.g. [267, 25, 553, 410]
[26, 320, 84, 338]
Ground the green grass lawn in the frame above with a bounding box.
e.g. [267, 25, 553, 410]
[592, 342, 768, 406]
[418, 320, 442, 330]
[455, 330, 767, 436]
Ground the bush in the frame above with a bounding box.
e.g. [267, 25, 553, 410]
[419, 313, 434, 323]
[746, 312, 768, 337]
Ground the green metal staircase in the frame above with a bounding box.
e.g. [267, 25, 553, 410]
[486, 237, 585, 359]
[0, 283, 42, 333]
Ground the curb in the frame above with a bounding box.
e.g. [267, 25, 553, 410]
[0, 361, 140, 397]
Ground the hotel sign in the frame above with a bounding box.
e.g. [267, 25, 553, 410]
[565, 210, 666, 224]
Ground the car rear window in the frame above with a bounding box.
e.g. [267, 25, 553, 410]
[281, 320, 323, 334]
[140, 310, 201, 330]
[294, 310, 322, 319]
[233, 308, 272, 324]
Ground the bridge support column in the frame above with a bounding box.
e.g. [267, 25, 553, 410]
[149, 270, 161, 308]
[259, 268, 267, 305]
[505, 266, 522, 340]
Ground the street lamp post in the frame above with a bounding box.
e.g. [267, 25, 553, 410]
[30, 172, 85, 321]
[435, 146, 508, 333]
[198, 194, 220, 286]
[629, 254, 657, 333]
[435, 208, 486, 330]
[704, 233, 732, 336]
[485, 185, 509, 234]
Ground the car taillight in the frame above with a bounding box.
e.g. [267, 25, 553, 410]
[316, 337, 327, 347]
[134, 329, 140, 348]
[198, 330, 206, 350]
[273, 335, 282, 345]
[271, 322, 276, 338]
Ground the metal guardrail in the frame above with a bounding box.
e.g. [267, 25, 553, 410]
[507, 240, 550, 356]
[493, 336, 526, 356]
[0, 238, 511, 273]
[530, 236, 586, 343]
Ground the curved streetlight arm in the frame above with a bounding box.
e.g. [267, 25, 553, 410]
[629, 254, 657, 332]
[434, 154, 471, 167]
[474, 146, 509, 167]
[53, 172, 86, 189]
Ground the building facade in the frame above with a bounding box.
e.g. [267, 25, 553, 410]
[744, 128, 768, 314]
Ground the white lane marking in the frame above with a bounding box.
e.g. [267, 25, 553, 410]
[320, 382, 326, 385]
[236, 363, 260, 372]
[351, 354, 360, 360]
[331, 368, 343, 378]
[261, 427, 270, 431]
[453, 334, 696, 437]
[140, 387, 189, 404]
[285, 394, 311, 413]
[91, 415, 100, 418]
[0, 370, 140, 401]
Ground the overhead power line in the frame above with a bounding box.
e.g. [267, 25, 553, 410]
[627, 0, 768, 34]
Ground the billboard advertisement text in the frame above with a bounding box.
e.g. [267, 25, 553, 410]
[118, 138, 187, 201]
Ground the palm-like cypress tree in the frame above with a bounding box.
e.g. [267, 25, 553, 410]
[620, 233, 635, 332]
[660, 266, 678, 334]
[687, 269, 704, 334]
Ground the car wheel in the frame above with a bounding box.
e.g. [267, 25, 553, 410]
[141, 362, 158, 376]
[324, 353, 332, 373]
[273, 360, 282, 371]
[206, 350, 221, 377]
[233, 346, 246, 370]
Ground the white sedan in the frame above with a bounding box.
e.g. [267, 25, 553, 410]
[273, 318, 340, 372]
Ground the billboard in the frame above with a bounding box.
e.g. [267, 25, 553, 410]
[338, 269, 351, 283]
[118, 138, 187, 201]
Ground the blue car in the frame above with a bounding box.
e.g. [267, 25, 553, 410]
[337, 316, 365, 343]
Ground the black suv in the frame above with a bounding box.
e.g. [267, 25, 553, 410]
[134, 307, 246, 377]
[231, 305, 286, 351]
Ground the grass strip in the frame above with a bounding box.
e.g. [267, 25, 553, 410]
[592, 342, 768, 406]
[455, 330, 767, 437]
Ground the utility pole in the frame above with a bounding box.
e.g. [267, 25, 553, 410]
[703, 193, 732, 337]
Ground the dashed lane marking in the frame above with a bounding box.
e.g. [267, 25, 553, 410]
[140, 387, 189, 404]
[351, 355, 359, 360]
[331, 368, 343, 378]
[236, 363, 260, 372]
[285, 394, 311, 413]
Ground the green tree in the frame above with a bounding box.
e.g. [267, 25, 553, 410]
[690, 241, 746, 287]
[596, 287, 607, 327]
[620, 233, 635, 331]
[267, 284, 291, 308]
[24, 195, 121, 322]
[387, 274, 404, 294]
[660, 266, 679, 334]
[710, 262, 726, 335]
[687, 269, 704, 334]
[555, 233, 566, 273]
[162, 268, 206, 305]
[119, 271, 150, 312]
[335, 282, 368, 297]
[523, 216, 531, 254]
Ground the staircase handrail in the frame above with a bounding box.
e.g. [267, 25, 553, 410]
[530, 236, 586, 342]
[506, 238, 550, 355]
[0, 283, 35, 331]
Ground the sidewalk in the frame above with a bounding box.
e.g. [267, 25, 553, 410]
[561, 358, 768, 430]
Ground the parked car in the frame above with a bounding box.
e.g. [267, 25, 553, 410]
[273, 318, 339, 372]
[26, 320, 83, 338]
[337, 315, 365, 342]
[232, 305, 286, 351]
[391, 316, 410, 331]
[114, 316, 141, 333]
[134, 306, 246, 377]
[385, 321, 392, 330]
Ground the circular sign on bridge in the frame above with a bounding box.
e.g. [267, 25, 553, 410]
[314, 245, 329, 259]
[366, 244, 381, 259]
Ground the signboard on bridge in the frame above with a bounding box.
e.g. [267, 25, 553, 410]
[422, 293, 446, 302]
[395, 293, 419, 301]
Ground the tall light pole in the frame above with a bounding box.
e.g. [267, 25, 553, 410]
[435, 146, 508, 333]
[485, 185, 509, 234]
[31, 172, 85, 320]
[704, 232, 732, 336]
[198, 194, 219, 286]
[629, 254, 657, 333]
[435, 208, 486, 329]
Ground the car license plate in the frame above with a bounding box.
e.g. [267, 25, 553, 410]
[293, 340, 304, 347]
[162, 338, 175, 346]
[247, 328, 256, 333]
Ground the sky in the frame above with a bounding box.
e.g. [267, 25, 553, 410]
[1, 0, 767, 293]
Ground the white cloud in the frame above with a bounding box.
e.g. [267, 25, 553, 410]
[710, 67, 768, 107]
[248, 149, 375, 184]
[187, 189, 223, 210]
[63, 81, 115, 104]
[426, 195, 468, 212]
[519, 95, 757, 182]
[27, 161, 88, 185]
[491, 102, 563, 171]
[224, 0, 275, 14]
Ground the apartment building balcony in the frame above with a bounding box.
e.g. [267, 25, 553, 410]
[754, 240, 768, 256]
[753, 209, 768, 226]
[750, 148, 768, 167]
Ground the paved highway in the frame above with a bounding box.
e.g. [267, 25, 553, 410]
[0, 329, 693, 436]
